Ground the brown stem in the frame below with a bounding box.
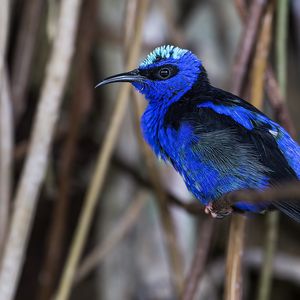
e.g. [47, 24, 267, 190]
[217, 181, 300, 207]
[225, 1, 270, 299]
[53, 1, 149, 299]
[75, 189, 148, 283]
[10, 0, 44, 123]
[112, 156, 204, 216]
[233, 0, 296, 136]
[0, 0, 83, 299]
[265, 68, 296, 137]
[36, 2, 97, 299]
[0, 69, 13, 259]
[232, 0, 268, 95]
[224, 214, 246, 300]
[182, 218, 214, 300]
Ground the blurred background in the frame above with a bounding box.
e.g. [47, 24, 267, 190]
[1, 0, 300, 299]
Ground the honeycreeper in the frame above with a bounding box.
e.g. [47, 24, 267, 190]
[97, 45, 300, 221]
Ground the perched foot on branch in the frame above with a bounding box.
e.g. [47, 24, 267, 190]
[204, 201, 233, 219]
[204, 203, 220, 218]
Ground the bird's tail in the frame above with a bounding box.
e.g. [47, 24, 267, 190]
[273, 200, 300, 222]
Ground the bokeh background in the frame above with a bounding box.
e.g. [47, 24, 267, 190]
[0, 0, 300, 299]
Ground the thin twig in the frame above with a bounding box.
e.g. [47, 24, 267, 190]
[265, 68, 296, 136]
[0, 0, 82, 299]
[224, 214, 246, 300]
[0, 0, 11, 259]
[37, 1, 97, 299]
[199, 249, 300, 299]
[10, 0, 44, 123]
[233, 0, 296, 136]
[215, 181, 300, 208]
[225, 1, 269, 299]
[256, 2, 280, 300]
[75, 189, 148, 283]
[0, 0, 9, 84]
[232, 0, 268, 95]
[0, 69, 13, 259]
[257, 211, 279, 300]
[54, 1, 149, 299]
[276, 0, 289, 98]
[160, 0, 185, 45]
[122, 0, 139, 59]
[250, 2, 274, 109]
[234, 0, 248, 20]
[112, 156, 204, 215]
[182, 218, 214, 300]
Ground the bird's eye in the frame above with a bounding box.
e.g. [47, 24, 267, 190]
[158, 68, 171, 79]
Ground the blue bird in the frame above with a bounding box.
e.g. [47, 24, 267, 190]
[97, 45, 300, 221]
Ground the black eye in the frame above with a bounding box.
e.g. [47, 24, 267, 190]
[158, 68, 171, 79]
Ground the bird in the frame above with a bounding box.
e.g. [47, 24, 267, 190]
[96, 45, 300, 222]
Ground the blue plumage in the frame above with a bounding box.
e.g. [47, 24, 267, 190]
[97, 45, 300, 221]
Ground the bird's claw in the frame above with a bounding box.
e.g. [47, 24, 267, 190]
[204, 202, 233, 219]
[204, 203, 218, 218]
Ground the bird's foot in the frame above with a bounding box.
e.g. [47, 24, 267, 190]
[204, 203, 218, 218]
[204, 201, 233, 219]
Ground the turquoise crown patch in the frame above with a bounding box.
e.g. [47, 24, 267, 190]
[140, 45, 188, 68]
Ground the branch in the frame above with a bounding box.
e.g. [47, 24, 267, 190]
[224, 214, 246, 300]
[232, 0, 268, 95]
[36, 1, 97, 299]
[0, 0, 82, 299]
[257, 2, 286, 299]
[265, 68, 296, 137]
[75, 189, 148, 283]
[10, 0, 44, 123]
[0, 69, 13, 258]
[0, 0, 12, 258]
[54, 1, 149, 299]
[182, 218, 214, 300]
[225, 1, 270, 299]
[197, 249, 300, 299]
[112, 156, 204, 216]
[212, 181, 300, 211]
[276, 0, 289, 97]
[233, 0, 296, 136]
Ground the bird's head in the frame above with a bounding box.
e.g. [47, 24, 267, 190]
[97, 45, 207, 103]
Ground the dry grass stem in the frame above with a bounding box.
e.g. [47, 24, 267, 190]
[224, 214, 246, 300]
[37, 2, 97, 299]
[11, 0, 44, 122]
[276, 0, 289, 97]
[54, 1, 149, 299]
[0, 0, 11, 258]
[0, 0, 82, 299]
[75, 189, 148, 283]
[250, 2, 274, 108]
[182, 218, 214, 300]
[234, 0, 296, 136]
[0, 69, 13, 258]
[225, 1, 270, 299]
[225, 2, 273, 300]
[0, 0, 9, 84]
[232, 0, 268, 95]
[250, 3, 279, 300]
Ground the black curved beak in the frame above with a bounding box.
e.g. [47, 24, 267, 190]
[95, 69, 145, 88]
